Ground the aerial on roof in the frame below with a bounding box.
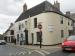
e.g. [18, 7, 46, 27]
[15, 1, 75, 22]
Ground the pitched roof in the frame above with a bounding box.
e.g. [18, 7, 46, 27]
[4, 23, 14, 34]
[70, 13, 75, 20]
[15, 1, 75, 22]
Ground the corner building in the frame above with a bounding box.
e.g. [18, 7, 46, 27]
[14, 1, 75, 45]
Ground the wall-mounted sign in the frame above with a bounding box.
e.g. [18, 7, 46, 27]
[48, 25, 54, 32]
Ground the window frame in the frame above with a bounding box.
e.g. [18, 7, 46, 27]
[36, 32, 40, 42]
[17, 34, 19, 42]
[34, 18, 37, 28]
[60, 16, 63, 24]
[19, 24, 21, 30]
[61, 30, 64, 38]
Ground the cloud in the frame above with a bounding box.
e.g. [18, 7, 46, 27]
[0, 0, 23, 34]
[0, 0, 75, 34]
[57, 0, 75, 13]
[0, 14, 18, 34]
[0, 0, 23, 16]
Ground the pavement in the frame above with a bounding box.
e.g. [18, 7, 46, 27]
[7, 43, 61, 50]
[7, 43, 61, 56]
[0, 44, 75, 56]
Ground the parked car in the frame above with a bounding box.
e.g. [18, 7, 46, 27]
[0, 40, 6, 45]
[61, 35, 75, 51]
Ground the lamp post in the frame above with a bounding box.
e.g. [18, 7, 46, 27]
[38, 23, 42, 48]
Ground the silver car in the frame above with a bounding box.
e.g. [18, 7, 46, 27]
[0, 40, 6, 45]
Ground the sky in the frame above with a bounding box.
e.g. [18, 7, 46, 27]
[0, 0, 75, 34]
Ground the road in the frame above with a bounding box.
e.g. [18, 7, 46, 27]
[0, 44, 29, 56]
[0, 44, 75, 56]
[47, 50, 75, 56]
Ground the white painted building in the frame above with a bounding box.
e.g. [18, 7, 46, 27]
[4, 23, 15, 43]
[4, 1, 75, 45]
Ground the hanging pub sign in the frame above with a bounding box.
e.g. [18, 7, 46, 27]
[48, 25, 54, 32]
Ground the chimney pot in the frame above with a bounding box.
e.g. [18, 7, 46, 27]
[66, 11, 70, 17]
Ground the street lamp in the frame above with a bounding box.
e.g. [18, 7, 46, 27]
[38, 23, 42, 48]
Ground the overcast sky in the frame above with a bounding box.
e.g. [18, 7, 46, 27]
[0, 0, 75, 34]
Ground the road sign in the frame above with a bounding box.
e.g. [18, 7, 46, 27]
[38, 23, 42, 48]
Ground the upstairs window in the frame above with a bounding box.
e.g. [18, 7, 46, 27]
[61, 20, 63, 24]
[68, 21, 70, 25]
[34, 18, 37, 28]
[71, 21, 73, 26]
[22, 23, 24, 28]
[60, 16, 63, 24]
[10, 30, 14, 35]
[19, 24, 21, 30]
[25, 21, 27, 25]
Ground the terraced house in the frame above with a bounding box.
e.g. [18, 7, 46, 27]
[4, 1, 75, 45]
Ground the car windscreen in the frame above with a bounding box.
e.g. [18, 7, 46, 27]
[67, 36, 75, 41]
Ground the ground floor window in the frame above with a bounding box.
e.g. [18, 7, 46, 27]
[61, 30, 64, 38]
[21, 33, 23, 40]
[36, 32, 42, 42]
[37, 32, 40, 42]
[17, 34, 19, 42]
[68, 30, 73, 36]
[31, 33, 34, 44]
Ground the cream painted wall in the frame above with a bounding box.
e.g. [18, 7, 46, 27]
[28, 12, 73, 45]
[14, 12, 74, 45]
[41, 12, 61, 45]
[14, 19, 28, 44]
[27, 12, 61, 45]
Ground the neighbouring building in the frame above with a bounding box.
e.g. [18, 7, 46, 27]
[71, 13, 75, 20]
[4, 1, 75, 45]
[4, 23, 15, 43]
[70, 12, 75, 33]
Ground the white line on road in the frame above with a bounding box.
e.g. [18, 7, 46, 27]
[28, 50, 46, 56]
[28, 50, 51, 56]
[16, 51, 27, 55]
[34, 50, 46, 56]
[28, 51, 34, 54]
[41, 50, 50, 54]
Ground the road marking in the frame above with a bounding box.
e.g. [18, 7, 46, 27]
[34, 50, 45, 56]
[41, 50, 50, 54]
[28, 50, 46, 56]
[28, 50, 51, 56]
[28, 51, 34, 54]
[16, 51, 27, 55]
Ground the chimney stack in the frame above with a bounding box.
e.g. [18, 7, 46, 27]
[10, 23, 13, 26]
[54, 0, 60, 10]
[66, 11, 70, 17]
[23, 3, 27, 12]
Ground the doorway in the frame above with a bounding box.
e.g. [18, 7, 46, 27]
[31, 33, 34, 45]
[25, 30, 28, 45]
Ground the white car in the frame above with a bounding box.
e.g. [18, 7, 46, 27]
[0, 40, 6, 45]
